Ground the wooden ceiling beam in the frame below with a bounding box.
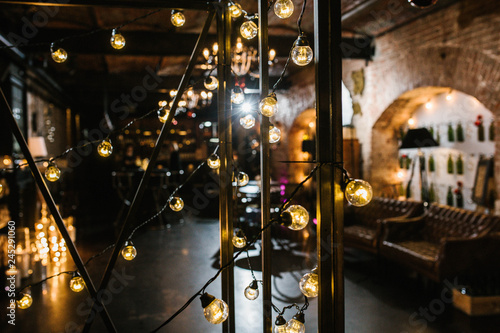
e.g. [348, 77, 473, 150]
[0, 0, 214, 10]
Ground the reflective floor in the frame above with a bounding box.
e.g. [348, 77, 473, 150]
[2, 217, 500, 332]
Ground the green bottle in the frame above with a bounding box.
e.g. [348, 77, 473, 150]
[478, 122, 485, 142]
[447, 186, 454, 206]
[456, 155, 464, 175]
[448, 124, 455, 142]
[429, 183, 436, 203]
[489, 121, 495, 141]
[405, 156, 411, 169]
[436, 129, 440, 145]
[399, 156, 404, 169]
[447, 155, 454, 174]
[456, 122, 464, 142]
[456, 189, 464, 208]
[428, 154, 435, 172]
[429, 126, 434, 139]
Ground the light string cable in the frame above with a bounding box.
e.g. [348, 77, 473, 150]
[17, 270, 75, 295]
[150, 162, 322, 332]
[0, 9, 162, 50]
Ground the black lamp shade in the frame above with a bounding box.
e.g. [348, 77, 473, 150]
[400, 128, 439, 149]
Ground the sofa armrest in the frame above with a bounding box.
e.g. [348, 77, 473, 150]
[381, 217, 424, 243]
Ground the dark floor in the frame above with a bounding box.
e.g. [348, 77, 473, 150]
[2, 216, 500, 333]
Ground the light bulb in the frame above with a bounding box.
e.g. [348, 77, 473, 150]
[408, 0, 438, 8]
[45, 162, 61, 182]
[232, 229, 247, 248]
[299, 267, 318, 297]
[259, 93, 278, 117]
[291, 35, 313, 66]
[204, 76, 218, 90]
[281, 204, 309, 231]
[157, 107, 170, 123]
[240, 20, 258, 40]
[286, 312, 306, 333]
[240, 114, 256, 129]
[274, 0, 294, 19]
[236, 171, 249, 186]
[0, 183, 3, 195]
[345, 179, 373, 207]
[171, 10, 186, 27]
[121, 241, 137, 261]
[244, 280, 259, 300]
[269, 125, 281, 143]
[229, 3, 243, 18]
[110, 29, 126, 49]
[17, 293, 33, 309]
[51, 44, 67, 63]
[70, 274, 85, 293]
[231, 87, 245, 105]
[97, 139, 113, 157]
[200, 293, 229, 324]
[274, 315, 287, 333]
[207, 154, 221, 169]
[169, 197, 184, 212]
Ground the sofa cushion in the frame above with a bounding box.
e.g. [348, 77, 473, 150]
[345, 225, 377, 247]
[381, 240, 439, 271]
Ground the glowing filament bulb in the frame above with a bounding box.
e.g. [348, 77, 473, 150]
[169, 197, 184, 212]
[207, 154, 221, 169]
[229, 3, 243, 18]
[17, 293, 33, 309]
[201, 293, 229, 324]
[291, 35, 313, 66]
[244, 280, 259, 300]
[231, 87, 245, 105]
[269, 49, 276, 62]
[232, 229, 247, 248]
[97, 139, 113, 157]
[299, 267, 319, 297]
[345, 179, 373, 207]
[45, 162, 61, 182]
[259, 93, 278, 117]
[70, 274, 85, 293]
[274, 315, 287, 333]
[274, 0, 294, 19]
[204, 76, 218, 90]
[50, 43, 67, 63]
[171, 10, 186, 27]
[240, 114, 256, 129]
[286, 312, 306, 333]
[269, 125, 281, 143]
[236, 171, 249, 187]
[158, 107, 170, 123]
[240, 20, 258, 40]
[281, 205, 309, 231]
[121, 241, 137, 261]
[0, 183, 2, 195]
[110, 29, 126, 49]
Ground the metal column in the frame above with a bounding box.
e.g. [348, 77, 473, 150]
[314, 0, 344, 332]
[217, 3, 235, 332]
[258, 0, 272, 332]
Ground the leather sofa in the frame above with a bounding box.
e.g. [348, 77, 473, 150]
[344, 197, 424, 253]
[379, 204, 500, 282]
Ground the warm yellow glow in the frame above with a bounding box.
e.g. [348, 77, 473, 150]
[121, 242, 137, 261]
[170, 89, 178, 98]
[204, 76, 218, 90]
[45, 163, 61, 182]
[286, 318, 306, 333]
[158, 107, 170, 123]
[269, 125, 281, 143]
[425, 101, 432, 110]
[0, 183, 3, 195]
[240, 114, 256, 129]
[282, 205, 309, 230]
[397, 171, 404, 179]
[110, 30, 126, 49]
[259, 94, 278, 117]
[446, 93, 453, 101]
[236, 172, 249, 186]
[274, 0, 294, 19]
[240, 20, 258, 40]
[17, 294, 33, 309]
[171, 10, 186, 27]
[69, 276, 85, 292]
[232, 231, 246, 248]
[269, 49, 276, 62]
[229, 3, 243, 18]
[231, 89, 245, 104]
[207, 154, 221, 169]
[51, 47, 67, 63]
[299, 271, 319, 297]
[97, 139, 113, 157]
[36, 223, 43, 230]
[213, 43, 219, 53]
[291, 45, 313, 66]
[3, 156, 12, 166]
[345, 179, 373, 207]
[408, 117, 416, 127]
[158, 100, 167, 107]
[203, 48, 210, 60]
[204, 298, 229, 324]
[200, 91, 208, 99]
[169, 197, 184, 212]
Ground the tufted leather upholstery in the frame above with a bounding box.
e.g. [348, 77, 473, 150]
[380, 204, 500, 281]
[344, 197, 424, 253]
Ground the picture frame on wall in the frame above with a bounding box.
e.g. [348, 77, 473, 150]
[472, 157, 494, 207]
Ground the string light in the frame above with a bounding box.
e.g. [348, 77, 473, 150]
[231, 86, 245, 105]
[50, 43, 67, 63]
[157, 107, 170, 123]
[269, 124, 281, 143]
[204, 76, 218, 90]
[274, 315, 287, 333]
[97, 138, 113, 157]
[236, 171, 249, 186]
[240, 114, 256, 129]
[232, 229, 247, 248]
[281, 204, 309, 231]
[291, 34, 313, 66]
[17, 293, 33, 309]
[207, 154, 221, 169]
[200, 293, 229, 324]
[169, 197, 184, 212]
[408, 0, 438, 8]
[259, 93, 278, 117]
[69, 273, 85, 293]
[244, 280, 259, 300]
[229, 2, 243, 18]
[345, 179, 373, 207]
[45, 162, 61, 182]
[171, 10, 186, 27]
[240, 19, 258, 40]
[274, 0, 294, 19]
[286, 312, 306, 333]
[299, 267, 318, 297]
[121, 241, 137, 261]
[0, 183, 3, 195]
[110, 29, 126, 49]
